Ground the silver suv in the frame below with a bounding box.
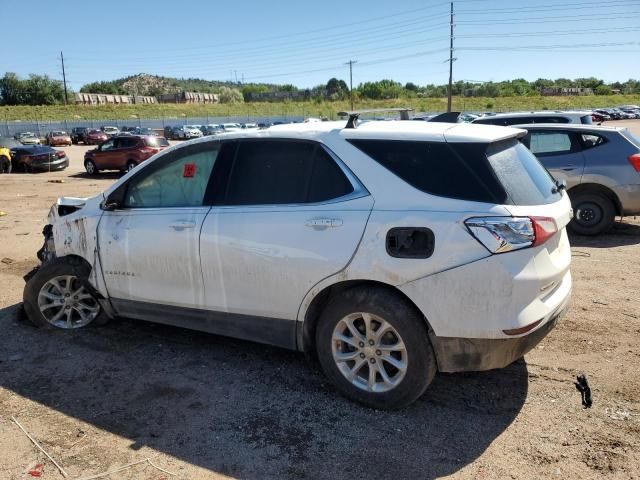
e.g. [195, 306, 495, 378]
[519, 124, 640, 235]
[473, 111, 593, 127]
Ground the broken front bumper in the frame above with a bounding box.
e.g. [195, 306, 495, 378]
[429, 295, 569, 373]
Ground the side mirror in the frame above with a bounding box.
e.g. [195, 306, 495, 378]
[101, 184, 126, 211]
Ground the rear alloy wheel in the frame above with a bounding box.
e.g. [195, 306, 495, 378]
[316, 287, 437, 409]
[569, 191, 616, 236]
[0, 156, 11, 174]
[84, 160, 98, 175]
[126, 160, 137, 172]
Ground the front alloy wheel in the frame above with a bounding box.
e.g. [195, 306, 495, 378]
[37, 275, 100, 328]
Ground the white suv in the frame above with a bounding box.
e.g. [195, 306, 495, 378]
[23, 115, 572, 409]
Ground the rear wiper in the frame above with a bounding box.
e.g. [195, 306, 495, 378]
[552, 179, 567, 194]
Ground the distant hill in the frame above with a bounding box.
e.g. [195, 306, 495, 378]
[79, 73, 276, 96]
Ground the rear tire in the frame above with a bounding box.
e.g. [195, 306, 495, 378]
[0, 156, 11, 174]
[569, 191, 616, 236]
[315, 286, 437, 409]
[84, 160, 98, 175]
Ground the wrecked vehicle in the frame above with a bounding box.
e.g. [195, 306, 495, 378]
[23, 111, 572, 409]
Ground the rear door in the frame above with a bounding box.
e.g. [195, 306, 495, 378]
[523, 129, 585, 188]
[199, 139, 373, 326]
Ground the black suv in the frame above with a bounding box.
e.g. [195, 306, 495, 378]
[71, 127, 89, 144]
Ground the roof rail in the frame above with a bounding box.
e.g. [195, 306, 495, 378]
[337, 108, 414, 129]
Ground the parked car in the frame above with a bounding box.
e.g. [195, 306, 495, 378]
[219, 123, 242, 132]
[71, 127, 89, 144]
[200, 125, 220, 136]
[45, 130, 72, 146]
[132, 127, 158, 136]
[15, 132, 41, 145]
[473, 111, 593, 126]
[0, 137, 20, 173]
[120, 126, 137, 134]
[9, 145, 68, 172]
[173, 125, 202, 140]
[85, 129, 109, 145]
[517, 123, 640, 235]
[83, 135, 169, 174]
[591, 112, 610, 123]
[24, 118, 572, 409]
[163, 126, 175, 139]
[100, 126, 120, 138]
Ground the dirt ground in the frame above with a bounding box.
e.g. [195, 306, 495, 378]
[0, 123, 639, 479]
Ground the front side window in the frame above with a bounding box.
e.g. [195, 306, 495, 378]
[223, 140, 353, 206]
[124, 144, 219, 208]
[100, 140, 114, 151]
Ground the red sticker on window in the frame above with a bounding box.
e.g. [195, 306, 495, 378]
[183, 163, 196, 177]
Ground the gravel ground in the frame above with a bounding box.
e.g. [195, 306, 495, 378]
[0, 123, 639, 479]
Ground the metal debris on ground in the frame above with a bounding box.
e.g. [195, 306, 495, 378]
[47, 179, 65, 183]
[575, 374, 593, 408]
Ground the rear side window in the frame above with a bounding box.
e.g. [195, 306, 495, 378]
[486, 139, 561, 205]
[580, 115, 593, 125]
[348, 139, 505, 203]
[223, 140, 353, 206]
[528, 131, 575, 155]
[580, 134, 606, 150]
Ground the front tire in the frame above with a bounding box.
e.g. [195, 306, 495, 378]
[569, 191, 616, 235]
[23, 257, 108, 329]
[0, 156, 11, 174]
[316, 286, 437, 409]
[84, 159, 98, 175]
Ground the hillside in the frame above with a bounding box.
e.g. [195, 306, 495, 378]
[79, 74, 274, 96]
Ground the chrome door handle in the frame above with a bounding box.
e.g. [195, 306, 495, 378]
[305, 217, 343, 230]
[169, 221, 195, 231]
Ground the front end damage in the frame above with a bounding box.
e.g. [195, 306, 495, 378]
[25, 195, 116, 319]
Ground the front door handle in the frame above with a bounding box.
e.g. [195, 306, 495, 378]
[305, 217, 343, 230]
[561, 165, 576, 171]
[169, 221, 195, 231]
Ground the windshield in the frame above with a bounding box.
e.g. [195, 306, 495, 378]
[52, 131, 66, 136]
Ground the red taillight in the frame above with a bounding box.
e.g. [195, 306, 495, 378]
[56, 151, 65, 158]
[140, 147, 158, 156]
[628, 153, 640, 172]
[531, 216, 557, 247]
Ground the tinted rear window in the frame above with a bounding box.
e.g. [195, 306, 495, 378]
[145, 137, 170, 147]
[486, 139, 561, 205]
[348, 139, 506, 203]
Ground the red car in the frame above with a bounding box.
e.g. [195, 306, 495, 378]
[85, 129, 109, 145]
[84, 135, 170, 174]
[45, 130, 72, 146]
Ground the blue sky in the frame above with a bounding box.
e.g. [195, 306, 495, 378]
[2, 0, 639, 90]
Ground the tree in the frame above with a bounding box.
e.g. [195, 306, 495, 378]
[0, 72, 65, 105]
[218, 86, 244, 103]
[594, 85, 612, 95]
[0, 72, 26, 105]
[326, 78, 348, 100]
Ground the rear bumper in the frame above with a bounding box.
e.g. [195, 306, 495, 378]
[429, 292, 569, 373]
[613, 184, 640, 215]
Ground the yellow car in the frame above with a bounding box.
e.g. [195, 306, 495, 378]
[0, 143, 12, 174]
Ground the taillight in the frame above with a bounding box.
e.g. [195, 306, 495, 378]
[140, 147, 158, 156]
[465, 216, 558, 254]
[56, 151, 65, 159]
[628, 153, 640, 172]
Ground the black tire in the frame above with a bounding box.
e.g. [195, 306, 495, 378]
[84, 159, 98, 175]
[315, 286, 437, 409]
[0, 156, 11, 174]
[569, 191, 616, 236]
[23, 257, 109, 329]
[125, 160, 137, 172]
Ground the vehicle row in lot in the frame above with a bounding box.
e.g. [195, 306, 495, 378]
[0, 137, 68, 173]
[162, 122, 263, 140]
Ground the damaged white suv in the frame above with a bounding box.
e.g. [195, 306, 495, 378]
[24, 111, 572, 409]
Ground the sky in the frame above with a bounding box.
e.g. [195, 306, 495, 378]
[1, 0, 639, 91]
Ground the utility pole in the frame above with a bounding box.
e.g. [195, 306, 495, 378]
[447, 2, 454, 113]
[60, 51, 68, 105]
[346, 59, 357, 110]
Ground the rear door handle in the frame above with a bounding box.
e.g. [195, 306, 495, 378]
[169, 221, 195, 231]
[305, 217, 343, 230]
